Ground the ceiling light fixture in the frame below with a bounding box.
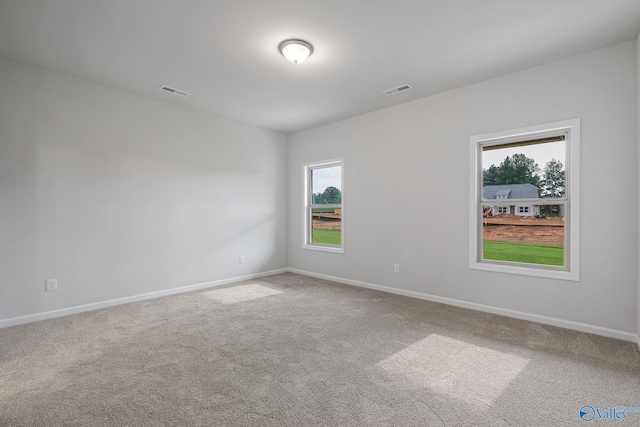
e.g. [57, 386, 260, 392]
[278, 39, 314, 64]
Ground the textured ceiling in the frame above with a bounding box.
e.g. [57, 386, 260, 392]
[1, 0, 639, 134]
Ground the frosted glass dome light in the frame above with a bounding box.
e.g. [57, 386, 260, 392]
[278, 39, 314, 64]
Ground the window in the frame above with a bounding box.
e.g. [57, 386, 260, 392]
[303, 159, 343, 253]
[469, 119, 580, 281]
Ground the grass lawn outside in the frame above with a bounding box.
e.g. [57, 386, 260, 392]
[483, 241, 563, 266]
[312, 228, 341, 246]
[312, 208, 336, 214]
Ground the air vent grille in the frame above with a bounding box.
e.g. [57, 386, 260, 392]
[383, 84, 412, 95]
[160, 85, 191, 97]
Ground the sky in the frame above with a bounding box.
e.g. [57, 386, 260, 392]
[312, 165, 341, 193]
[482, 141, 565, 171]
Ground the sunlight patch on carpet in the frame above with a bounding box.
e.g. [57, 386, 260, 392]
[203, 283, 282, 304]
[377, 334, 529, 407]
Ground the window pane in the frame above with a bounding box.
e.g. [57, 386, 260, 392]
[483, 204, 564, 266]
[311, 207, 342, 246]
[482, 140, 565, 199]
[312, 166, 341, 204]
[481, 138, 566, 267]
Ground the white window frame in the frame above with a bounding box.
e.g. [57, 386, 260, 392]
[469, 119, 580, 281]
[497, 206, 508, 214]
[518, 206, 530, 214]
[302, 158, 344, 254]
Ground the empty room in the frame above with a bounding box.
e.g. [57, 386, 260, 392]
[1, 1, 640, 425]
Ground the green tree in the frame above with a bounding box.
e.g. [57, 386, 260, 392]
[312, 186, 341, 204]
[541, 159, 565, 198]
[483, 164, 500, 186]
[483, 153, 540, 187]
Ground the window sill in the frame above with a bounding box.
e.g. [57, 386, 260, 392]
[469, 260, 579, 281]
[302, 244, 344, 254]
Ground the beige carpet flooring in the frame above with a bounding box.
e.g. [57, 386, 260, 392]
[1, 273, 639, 426]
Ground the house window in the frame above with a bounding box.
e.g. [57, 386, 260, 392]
[303, 159, 343, 253]
[469, 119, 580, 281]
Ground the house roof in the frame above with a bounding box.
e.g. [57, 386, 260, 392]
[483, 184, 540, 200]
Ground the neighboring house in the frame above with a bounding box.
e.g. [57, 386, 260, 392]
[483, 183, 540, 217]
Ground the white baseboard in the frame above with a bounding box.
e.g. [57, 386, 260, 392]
[288, 268, 638, 343]
[0, 268, 288, 329]
[3, 267, 638, 345]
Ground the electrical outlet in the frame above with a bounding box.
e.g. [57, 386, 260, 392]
[394, 264, 400, 274]
[45, 279, 58, 292]
[239, 256, 245, 264]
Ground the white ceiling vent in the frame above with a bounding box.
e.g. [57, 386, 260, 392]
[383, 84, 412, 95]
[159, 85, 191, 97]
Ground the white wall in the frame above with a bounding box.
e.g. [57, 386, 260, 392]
[289, 40, 638, 337]
[637, 32, 640, 346]
[0, 58, 288, 322]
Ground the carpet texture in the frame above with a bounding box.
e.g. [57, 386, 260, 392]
[1, 273, 639, 426]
